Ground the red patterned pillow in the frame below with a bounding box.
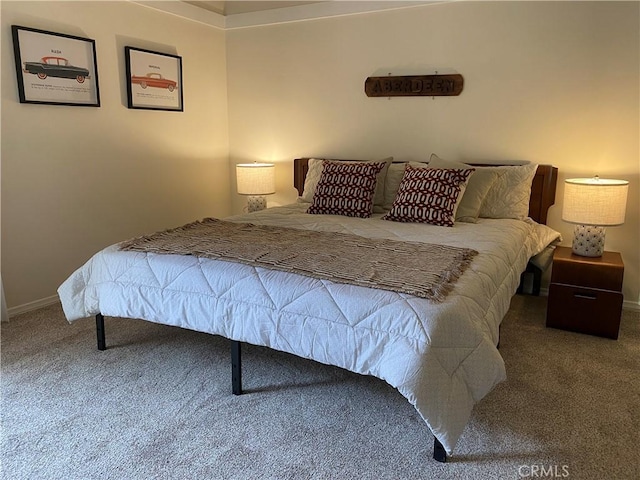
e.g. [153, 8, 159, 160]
[382, 166, 474, 226]
[307, 160, 386, 218]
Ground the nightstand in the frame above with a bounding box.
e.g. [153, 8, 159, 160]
[546, 246, 624, 339]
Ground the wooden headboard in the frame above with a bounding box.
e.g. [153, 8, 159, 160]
[293, 158, 558, 225]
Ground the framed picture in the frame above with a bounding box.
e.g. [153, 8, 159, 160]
[11, 25, 100, 107]
[125, 47, 183, 112]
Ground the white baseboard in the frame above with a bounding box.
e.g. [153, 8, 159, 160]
[1, 277, 8, 323]
[5, 295, 60, 320]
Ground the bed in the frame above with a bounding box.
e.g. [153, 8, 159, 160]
[58, 156, 560, 462]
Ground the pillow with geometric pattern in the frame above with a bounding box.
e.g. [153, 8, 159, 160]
[307, 160, 386, 218]
[382, 166, 475, 226]
[301, 157, 392, 209]
[382, 161, 428, 210]
[428, 154, 501, 223]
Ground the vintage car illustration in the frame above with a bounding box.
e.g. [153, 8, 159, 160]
[130, 72, 177, 92]
[23, 56, 90, 83]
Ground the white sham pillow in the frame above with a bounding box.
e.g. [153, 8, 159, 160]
[300, 157, 392, 208]
[478, 162, 539, 220]
[428, 154, 500, 223]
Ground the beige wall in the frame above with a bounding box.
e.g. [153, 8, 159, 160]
[2, 1, 639, 310]
[1, 1, 230, 309]
[227, 1, 639, 304]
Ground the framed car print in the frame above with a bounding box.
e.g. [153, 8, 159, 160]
[125, 47, 183, 112]
[11, 25, 100, 107]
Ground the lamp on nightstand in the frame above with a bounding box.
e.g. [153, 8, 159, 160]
[562, 176, 629, 257]
[236, 163, 276, 213]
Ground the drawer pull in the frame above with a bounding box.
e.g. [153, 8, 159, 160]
[574, 293, 597, 300]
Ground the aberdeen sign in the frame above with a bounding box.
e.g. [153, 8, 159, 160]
[364, 74, 463, 97]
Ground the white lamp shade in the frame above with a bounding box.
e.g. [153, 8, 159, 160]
[562, 177, 629, 226]
[236, 163, 276, 195]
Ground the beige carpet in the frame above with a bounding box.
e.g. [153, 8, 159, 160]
[2, 295, 639, 479]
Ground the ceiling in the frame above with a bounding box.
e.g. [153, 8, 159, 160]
[159, 1, 435, 29]
[183, 1, 324, 16]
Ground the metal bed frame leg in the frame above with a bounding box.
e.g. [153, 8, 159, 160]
[433, 437, 447, 463]
[96, 314, 106, 351]
[99, 319, 445, 460]
[517, 262, 542, 296]
[231, 340, 242, 395]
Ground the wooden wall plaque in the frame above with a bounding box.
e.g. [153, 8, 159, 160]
[364, 74, 463, 97]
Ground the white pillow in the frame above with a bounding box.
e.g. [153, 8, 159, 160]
[478, 163, 539, 219]
[428, 154, 500, 223]
[300, 157, 392, 208]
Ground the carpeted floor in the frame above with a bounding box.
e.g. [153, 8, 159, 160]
[1, 295, 639, 479]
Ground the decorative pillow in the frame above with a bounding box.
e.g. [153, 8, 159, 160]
[382, 166, 474, 226]
[428, 154, 500, 223]
[382, 161, 428, 210]
[300, 157, 392, 208]
[307, 160, 386, 218]
[478, 163, 539, 219]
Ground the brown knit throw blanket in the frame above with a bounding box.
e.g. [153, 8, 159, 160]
[119, 218, 478, 302]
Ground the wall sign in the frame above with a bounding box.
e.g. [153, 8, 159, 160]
[364, 74, 463, 97]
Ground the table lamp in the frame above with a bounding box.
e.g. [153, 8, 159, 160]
[236, 163, 276, 213]
[562, 176, 629, 257]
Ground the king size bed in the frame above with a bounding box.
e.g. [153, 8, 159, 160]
[58, 155, 560, 462]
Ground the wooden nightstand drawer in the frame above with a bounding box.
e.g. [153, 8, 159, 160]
[550, 249, 623, 291]
[546, 283, 623, 339]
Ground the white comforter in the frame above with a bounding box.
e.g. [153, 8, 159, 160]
[58, 204, 560, 455]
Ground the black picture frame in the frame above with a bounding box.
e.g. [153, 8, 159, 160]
[11, 25, 100, 107]
[125, 47, 183, 112]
